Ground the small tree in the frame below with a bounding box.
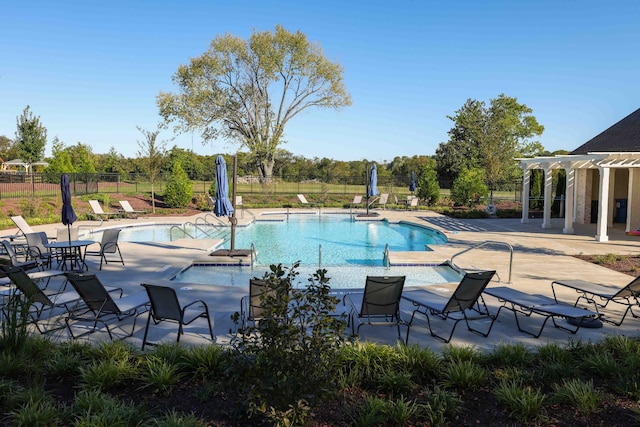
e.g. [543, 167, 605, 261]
[451, 167, 488, 207]
[43, 137, 75, 182]
[417, 166, 440, 206]
[231, 262, 347, 424]
[163, 161, 192, 208]
[137, 126, 169, 213]
[14, 105, 47, 167]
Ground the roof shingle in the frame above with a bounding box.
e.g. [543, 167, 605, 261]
[571, 108, 640, 154]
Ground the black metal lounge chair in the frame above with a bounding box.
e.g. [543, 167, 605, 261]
[1, 239, 42, 272]
[141, 283, 214, 350]
[239, 278, 278, 330]
[64, 272, 148, 340]
[551, 277, 640, 326]
[84, 229, 124, 270]
[484, 286, 602, 338]
[25, 231, 55, 269]
[0, 264, 81, 334]
[344, 276, 407, 341]
[402, 270, 496, 343]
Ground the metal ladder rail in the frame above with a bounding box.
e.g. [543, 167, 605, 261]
[202, 213, 228, 227]
[449, 240, 513, 284]
[169, 225, 196, 240]
[193, 217, 226, 239]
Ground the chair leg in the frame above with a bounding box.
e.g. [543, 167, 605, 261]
[141, 312, 153, 350]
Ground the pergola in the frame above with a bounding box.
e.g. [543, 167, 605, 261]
[1, 159, 49, 173]
[519, 152, 640, 242]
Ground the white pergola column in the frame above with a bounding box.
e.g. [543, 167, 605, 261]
[542, 167, 553, 229]
[521, 168, 530, 223]
[626, 168, 635, 232]
[563, 167, 575, 234]
[596, 167, 610, 242]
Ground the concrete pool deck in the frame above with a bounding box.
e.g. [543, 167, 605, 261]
[4, 207, 640, 352]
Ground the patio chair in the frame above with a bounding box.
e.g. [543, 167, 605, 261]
[551, 277, 640, 326]
[344, 276, 407, 341]
[118, 200, 146, 218]
[84, 228, 124, 270]
[0, 264, 82, 334]
[88, 200, 121, 220]
[235, 196, 244, 218]
[239, 278, 278, 329]
[56, 227, 79, 242]
[484, 286, 602, 338]
[406, 197, 419, 211]
[141, 283, 214, 350]
[25, 231, 55, 268]
[376, 193, 389, 210]
[297, 194, 321, 208]
[64, 272, 148, 340]
[350, 195, 363, 208]
[10, 215, 36, 238]
[403, 270, 497, 343]
[1, 239, 42, 272]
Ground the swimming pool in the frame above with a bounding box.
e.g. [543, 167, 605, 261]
[113, 214, 446, 267]
[171, 263, 464, 290]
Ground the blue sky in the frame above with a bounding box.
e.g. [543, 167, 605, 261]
[1, 1, 639, 162]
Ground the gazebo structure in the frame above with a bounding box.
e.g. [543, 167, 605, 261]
[1, 159, 49, 173]
[518, 108, 640, 242]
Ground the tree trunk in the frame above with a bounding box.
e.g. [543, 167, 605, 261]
[151, 184, 156, 213]
[258, 159, 275, 182]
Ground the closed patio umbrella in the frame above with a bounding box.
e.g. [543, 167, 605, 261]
[409, 171, 416, 194]
[365, 163, 378, 216]
[61, 173, 77, 241]
[214, 155, 236, 253]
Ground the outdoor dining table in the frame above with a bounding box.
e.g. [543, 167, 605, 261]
[46, 239, 95, 271]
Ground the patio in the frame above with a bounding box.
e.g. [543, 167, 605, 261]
[5, 208, 640, 352]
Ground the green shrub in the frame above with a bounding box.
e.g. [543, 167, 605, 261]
[441, 360, 487, 391]
[494, 378, 547, 422]
[164, 161, 192, 208]
[552, 378, 600, 415]
[417, 167, 440, 206]
[231, 262, 348, 423]
[450, 167, 488, 207]
[419, 386, 461, 427]
[0, 291, 33, 355]
[488, 342, 534, 368]
[80, 358, 138, 392]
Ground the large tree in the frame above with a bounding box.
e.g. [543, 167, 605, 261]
[157, 25, 352, 180]
[14, 105, 47, 168]
[436, 94, 544, 191]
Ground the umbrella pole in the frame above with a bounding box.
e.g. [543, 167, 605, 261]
[230, 155, 237, 253]
[366, 163, 370, 216]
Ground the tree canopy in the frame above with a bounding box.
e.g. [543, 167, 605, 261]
[435, 94, 544, 189]
[14, 105, 47, 166]
[157, 25, 352, 180]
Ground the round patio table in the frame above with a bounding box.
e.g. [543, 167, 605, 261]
[46, 240, 95, 271]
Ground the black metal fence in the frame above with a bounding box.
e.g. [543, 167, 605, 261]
[0, 172, 522, 200]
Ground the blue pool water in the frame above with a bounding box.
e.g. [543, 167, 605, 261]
[108, 214, 457, 289]
[171, 263, 463, 290]
[227, 215, 445, 266]
[113, 214, 445, 267]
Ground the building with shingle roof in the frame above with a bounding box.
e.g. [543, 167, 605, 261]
[518, 108, 640, 241]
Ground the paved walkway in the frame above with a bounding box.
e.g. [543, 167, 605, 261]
[5, 207, 640, 352]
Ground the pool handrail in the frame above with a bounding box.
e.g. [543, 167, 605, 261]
[449, 240, 513, 284]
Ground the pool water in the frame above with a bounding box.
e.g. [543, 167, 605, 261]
[229, 215, 444, 266]
[171, 263, 463, 290]
[114, 214, 445, 267]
